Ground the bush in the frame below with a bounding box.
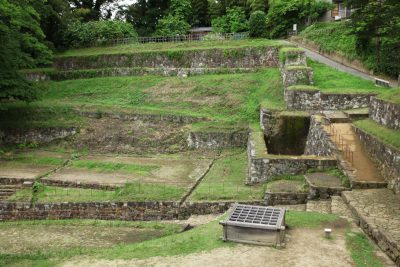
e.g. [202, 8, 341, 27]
[63, 20, 138, 48]
[212, 7, 248, 33]
[266, 0, 333, 38]
[249, 11, 267, 38]
[154, 14, 191, 36]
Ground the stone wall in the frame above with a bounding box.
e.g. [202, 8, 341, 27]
[53, 46, 279, 71]
[0, 200, 264, 221]
[0, 127, 78, 145]
[369, 98, 400, 130]
[353, 126, 400, 193]
[264, 192, 308, 205]
[24, 67, 257, 81]
[305, 115, 335, 156]
[282, 66, 314, 88]
[187, 130, 248, 149]
[246, 130, 337, 184]
[284, 88, 375, 110]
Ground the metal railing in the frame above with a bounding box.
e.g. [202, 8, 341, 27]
[326, 122, 354, 164]
[89, 32, 249, 48]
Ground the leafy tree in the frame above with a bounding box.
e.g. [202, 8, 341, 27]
[248, 0, 268, 13]
[212, 6, 248, 33]
[68, 0, 119, 21]
[249, 11, 267, 37]
[191, 0, 209, 26]
[154, 14, 191, 36]
[208, 0, 224, 20]
[63, 20, 138, 48]
[346, 0, 400, 76]
[266, 0, 332, 38]
[170, 0, 192, 22]
[0, 0, 52, 102]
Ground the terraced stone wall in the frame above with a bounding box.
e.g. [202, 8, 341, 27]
[187, 130, 249, 149]
[369, 98, 400, 130]
[304, 115, 335, 156]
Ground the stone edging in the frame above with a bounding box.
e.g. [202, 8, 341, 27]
[264, 191, 308, 205]
[370, 97, 400, 130]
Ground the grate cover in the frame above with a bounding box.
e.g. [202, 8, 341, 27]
[224, 204, 285, 230]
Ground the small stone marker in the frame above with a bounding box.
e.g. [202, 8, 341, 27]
[375, 78, 390, 88]
[325, 228, 332, 238]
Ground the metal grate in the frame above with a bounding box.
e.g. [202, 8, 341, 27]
[225, 204, 285, 230]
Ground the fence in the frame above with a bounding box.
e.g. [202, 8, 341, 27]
[326, 122, 354, 164]
[90, 32, 249, 48]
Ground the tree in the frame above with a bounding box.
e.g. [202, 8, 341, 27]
[68, 0, 119, 21]
[191, 0, 209, 26]
[248, 0, 268, 13]
[154, 14, 191, 36]
[212, 6, 248, 33]
[249, 11, 267, 37]
[0, 0, 53, 102]
[170, 0, 192, 22]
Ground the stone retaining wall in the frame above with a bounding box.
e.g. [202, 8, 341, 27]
[305, 115, 335, 156]
[0, 200, 264, 221]
[187, 130, 248, 149]
[53, 46, 279, 71]
[353, 126, 400, 193]
[284, 89, 375, 110]
[0, 127, 78, 145]
[264, 192, 308, 205]
[369, 98, 400, 130]
[24, 67, 257, 81]
[282, 66, 314, 88]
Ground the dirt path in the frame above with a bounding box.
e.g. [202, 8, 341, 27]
[327, 123, 384, 182]
[60, 228, 354, 267]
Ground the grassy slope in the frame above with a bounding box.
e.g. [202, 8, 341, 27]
[56, 39, 284, 57]
[309, 60, 383, 93]
[353, 119, 400, 149]
[376, 89, 400, 105]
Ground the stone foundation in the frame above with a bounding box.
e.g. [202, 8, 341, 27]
[353, 126, 400, 193]
[369, 98, 400, 130]
[264, 192, 308, 205]
[282, 66, 314, 88]
[0, 127, 78, 145]
[187, 130, 248, 149]
[305, 115, 335, 156]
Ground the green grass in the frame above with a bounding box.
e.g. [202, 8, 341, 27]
[309, 60, 383, 94]
[346, 231, 384, 267]
[9, 182, 187, 203]
[354, 119, 400, 149]
[56, 39, 284, 57]
[377, 88, 400, 104]
[70, 160, 160, 175]
[190, 151, 266, 201]
[286, 211, 338, 228]
[0, 153, 66, 166]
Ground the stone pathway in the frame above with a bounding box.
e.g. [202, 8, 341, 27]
[327, 123, 385, 183]
[343, 189, 400, 264]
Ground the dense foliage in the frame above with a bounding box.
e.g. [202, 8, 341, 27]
[249, 11, 267, 37]
[212, 7, 248, 33]
[63, 20, 137, 48]
[266, 0, 333, 38]
[154, 14, 191, 36]
[0, 0, 53, 102]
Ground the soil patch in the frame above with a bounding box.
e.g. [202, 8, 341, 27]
[305, 173, 343, 188]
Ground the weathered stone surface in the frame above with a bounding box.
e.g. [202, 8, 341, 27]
[370, 98, 400, 130]
[284, 89, 375, 110]
[282, 67, 314, 88]
[305, 172, 349, 200]
[187, 130, 248, 149]
[0, 127, 78, 146]
[283, 50, 307, 67]
[343, 189, 400, 264]
[353, 126, 400, 194]
[305, 115, 335, 156]
[265, 191, 308, 205]
[53, 46, 279, 71]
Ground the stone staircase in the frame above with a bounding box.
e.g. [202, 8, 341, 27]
[0, 184, 22, 201]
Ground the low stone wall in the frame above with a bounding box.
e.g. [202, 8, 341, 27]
[0, 127, 78, 145]
[75, 110, 206, 124]
[264, 192, 308, 205]
[24, 67, 257, 81]
[282, 66, 314, 88]
[284, 88, 375, 110]
[246, 130, 337, 184]
[0, 200, 264, 221]
[53, 46, 279, 71]
[369, 98, 400, 130]
[187, 130, 248, 149]
[305, 115, 335, 156]
[353, 126, 400, 193]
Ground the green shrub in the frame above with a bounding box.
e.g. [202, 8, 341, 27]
[154, 14, 191, 36]
[212, 7, 248, 33]
[266, 0, 333, 38]
[63, 20, 138, 48]
[249, 11, 267, 38]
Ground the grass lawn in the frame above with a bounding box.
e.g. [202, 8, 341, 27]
[309, 60, 384, 94]
[353, 119, 400, 149]
[70, 159, 160, 175]
[9, 182, 187, 203]
[0, 153, 66, 166]
[376, 89, 400, 105]
[56, 39, 284, 57]
[346, 231, 384, 267]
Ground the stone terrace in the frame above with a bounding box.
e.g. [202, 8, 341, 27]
[343, 189, 400, 265]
